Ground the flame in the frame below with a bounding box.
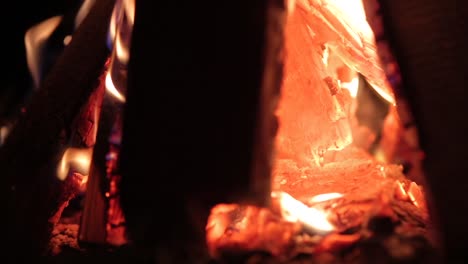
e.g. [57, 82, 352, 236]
[340, 77, 359, 98]
[109, 3, 118, 46]
[25, 16, 62, 89]
[123, 0, 135, 26]
[272, 191, 335, 234]
[81, 174, 89, 186]
[369, 83, 396, 105]
[57, 147, 93, 181]
[309, 192, 343, 203]
[63, 35, 72, 46]
[115, 33, 130, 65]
[75, 0, 96, 29]
[105, 73, 126, 103]
[109, 0, 135, 65]
[105, 0, 135, 103]
[0, 126, 10, 146]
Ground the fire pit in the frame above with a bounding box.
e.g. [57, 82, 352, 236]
[1, 0, 467, 263]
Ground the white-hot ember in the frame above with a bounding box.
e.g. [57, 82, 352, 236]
[272, 191, 336, 234]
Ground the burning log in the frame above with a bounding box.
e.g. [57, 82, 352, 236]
[78, 91, 118, 246]
[1, 0, 459, 262]
[205, 0, 439, 263]
[0, 0, 115, 255]
[207, 160, 438, 263]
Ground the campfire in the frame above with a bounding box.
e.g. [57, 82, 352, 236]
[3, 0, 466, 263]
[204, 0, 432, 262]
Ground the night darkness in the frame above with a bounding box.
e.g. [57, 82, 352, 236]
[1, 0, 81, 125]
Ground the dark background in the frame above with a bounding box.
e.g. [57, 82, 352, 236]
[0, 0, 80, 124]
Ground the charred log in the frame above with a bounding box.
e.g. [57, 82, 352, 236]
[120, 0, 284, 262]
[0, 0, 115, 256]
[78, 92, 120, 246]
[210, 197, 439, 264]
[370, 0, 468, 262]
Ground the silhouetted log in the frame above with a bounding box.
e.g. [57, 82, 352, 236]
[0, 0, 115, 256]
[120, 0, 285, 262]
[373, 0, 468, 262]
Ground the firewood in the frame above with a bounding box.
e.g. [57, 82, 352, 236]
[119, 0, 282, 262]
[0, 0, 115, 256]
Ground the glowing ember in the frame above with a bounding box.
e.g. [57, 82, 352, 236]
[341, 77, 360, 98]
[276, 1, 354, 167]
[407, 182, 426, 209]
[57, 147, 93, 181]
[206, 204, 299, 258]
[394, 180, 409, 201]
[272, 191, 335, 234]
[205, 0, 428, 261]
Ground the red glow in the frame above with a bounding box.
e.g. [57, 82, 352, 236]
[206, 0, 426, 260]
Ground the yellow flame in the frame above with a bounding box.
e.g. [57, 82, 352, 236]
[369, 83, 396, 105]
[74, 0, 96, 29]
[0, 126, 9, 146]
[109, 0, 135, 65]
[309, 192, 343, 203]
[57, 148, 93, 181]
[115, 33, 130, 64]
[105, 73, 127, 103]
[25, 16, 62, 89]
[123, 0, 135, 27]
[271, 191, 335, 234]
[109, 3, 118, 43]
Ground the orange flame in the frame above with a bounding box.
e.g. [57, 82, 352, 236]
[25, 16, 62, 89]
[105, 0, 135, 103]
[105, 73, 126, 103]
[0, 126, 10, 146]
[109, 0, 135, 65]
[57, 147, 93, 181]
[74, 0, 96, 29]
